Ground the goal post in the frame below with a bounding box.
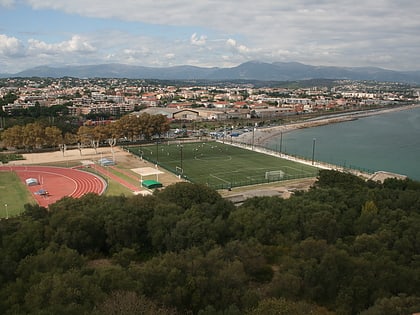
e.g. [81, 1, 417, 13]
[265, 170, 285, 181]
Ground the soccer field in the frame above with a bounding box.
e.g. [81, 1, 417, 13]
[127, 141, 319, 189]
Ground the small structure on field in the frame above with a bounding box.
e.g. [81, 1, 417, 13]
[141, 179, 163, 189]
[98, 157, 115, 166]
[25, 178, 39, 186]
[34, 189, 49, 196]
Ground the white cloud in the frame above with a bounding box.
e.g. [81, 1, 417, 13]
[165, 53, 175, 60]
[62, 35, 95, 53]
[226, 38, 250, 54]
[28, 35, 95, 54]
[0, 34, 24, 56]
[190, 33, 206, 46]
[0, 0, 419, 70]
[21, 0, 420, 69]
[0, 34, 99, 72]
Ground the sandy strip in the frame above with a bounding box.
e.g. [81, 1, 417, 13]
[8, 146, 123, 165]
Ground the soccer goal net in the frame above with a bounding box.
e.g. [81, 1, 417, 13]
[265, 170, 285, 181]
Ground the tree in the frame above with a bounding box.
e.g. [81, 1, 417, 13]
[0, 92, 18, 106]
[44, 126, 63, 147]
[360, 295, 420, 315]
[103, 196, 155, 254]
[64, 132, 78, 145]
[16, 245, 84, 281]
[132, 247, 249, 313]
[156, 182, 224, 210]
[76, 125, 95, 154]
[247, 298, 334, 315]
[22, 269, 103, 314]
[50, 212, 106, 254]
[355, 200, 380, 234]
[23, 122, 45, 149]
[2, 219, 46, 263]
[229, 197, 285, 245]
[1, 125, 24, 148]
[93, 291, 178, 315]
[115, 114, 141, 141]
[150, 113, 168, 138]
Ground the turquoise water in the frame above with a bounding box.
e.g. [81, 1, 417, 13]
[265, 107, 420, 180]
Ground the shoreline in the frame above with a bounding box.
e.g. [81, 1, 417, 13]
[236, 104, 420, 145]
[229, 137, 408, 183]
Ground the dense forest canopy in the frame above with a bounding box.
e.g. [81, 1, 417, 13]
[0, 170, 419, 314]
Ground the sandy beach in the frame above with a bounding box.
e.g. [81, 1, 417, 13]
[235, 104, 420, 146]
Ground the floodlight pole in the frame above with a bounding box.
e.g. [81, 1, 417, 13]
[312, 138, 316, 165]
[223, 125, 226, 144]
[156, 140, 159, 166]
[252, 127, 255, 150]
[4, 203, 8, 219]
[138, 145, 143, 160]
[180, 145, 183, 171]
[279, 132, 283, 156]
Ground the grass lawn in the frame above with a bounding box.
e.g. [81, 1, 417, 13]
[0, 171, 36, 218]
[127, 141, 319, 189]
[83, 167, 135, 196]
[103, 178, 134, 196]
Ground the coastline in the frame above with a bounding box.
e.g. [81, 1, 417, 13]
[230, 105, 420, 182]
[236, 104, 420, 146]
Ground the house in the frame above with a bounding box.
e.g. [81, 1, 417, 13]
[172, 109, 200, 121]
[252, 107, 294, 119]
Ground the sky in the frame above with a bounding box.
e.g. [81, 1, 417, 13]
[0, 0, 419, 73]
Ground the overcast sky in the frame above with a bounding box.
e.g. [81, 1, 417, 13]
[1, 0, 419, 73]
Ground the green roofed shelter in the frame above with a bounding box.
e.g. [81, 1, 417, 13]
[141, 179, 163, 189]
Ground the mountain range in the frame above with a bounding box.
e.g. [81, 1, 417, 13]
[1, 61, 420, 84]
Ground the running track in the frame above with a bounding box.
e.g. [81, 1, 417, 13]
[0, 165, 106, 208]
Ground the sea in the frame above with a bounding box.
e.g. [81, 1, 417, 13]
[264, 106, 420, 181]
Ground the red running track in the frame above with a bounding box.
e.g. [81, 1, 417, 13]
[0, 165, 106, 208]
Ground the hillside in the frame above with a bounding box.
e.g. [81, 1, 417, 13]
[2, 61, 420, 84]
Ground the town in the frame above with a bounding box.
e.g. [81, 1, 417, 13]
[1, 77, 419, 127]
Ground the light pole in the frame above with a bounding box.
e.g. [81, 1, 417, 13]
[252, 127, 255, 150]
[312, 138, 316, 165]
[4, 203, 8, 219]
[180, 145, 183, 171]
[279, 131, 283, 155]
[156, 140, 159, 166]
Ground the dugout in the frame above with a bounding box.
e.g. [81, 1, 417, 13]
[141, 179, 163, 189]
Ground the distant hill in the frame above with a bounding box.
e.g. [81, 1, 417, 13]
[1, 61, 420, 84]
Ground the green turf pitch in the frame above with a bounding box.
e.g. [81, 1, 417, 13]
[128, 141, 319, 189]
